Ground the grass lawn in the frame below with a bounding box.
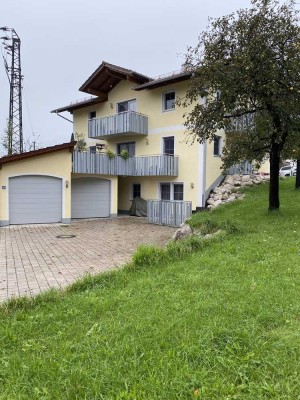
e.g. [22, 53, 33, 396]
[0, 179, 299, 399]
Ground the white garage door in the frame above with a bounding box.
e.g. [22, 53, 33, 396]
[71, 178, 110, 218]
[9, 175, 62, 225]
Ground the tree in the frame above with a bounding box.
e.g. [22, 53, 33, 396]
[74, 132, 87, 152]
[281, 131, 300, 188]
[181, 0, 300, 210]
[1, 120, 41, 156]
[1, 119, 13, 156]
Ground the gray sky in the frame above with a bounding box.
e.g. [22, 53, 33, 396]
[0, 0, 253, 150]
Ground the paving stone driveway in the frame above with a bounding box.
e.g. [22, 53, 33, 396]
[0, 217, 176, 302]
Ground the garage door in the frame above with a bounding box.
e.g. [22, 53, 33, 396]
[9, 175, 62, 225]
[71, 177, 110, 218]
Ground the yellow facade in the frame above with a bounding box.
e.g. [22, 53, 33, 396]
[0, 150, 72, 225]
[73, 79, 225, 212]
[0, 64, 229, 226]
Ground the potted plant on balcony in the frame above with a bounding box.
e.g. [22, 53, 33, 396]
[120, 149, 129, 160]
[105, 148, 115, 159]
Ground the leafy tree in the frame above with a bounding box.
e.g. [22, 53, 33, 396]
[282, 131, 300, 188]
[181, 0, 300, 210]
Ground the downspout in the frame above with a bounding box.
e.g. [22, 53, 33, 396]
[198, 140, 207, 207]
[54, 111, 73, 124]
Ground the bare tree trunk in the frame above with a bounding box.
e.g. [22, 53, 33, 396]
[269, 144, 280, 210]
[296, 160, 300, 189]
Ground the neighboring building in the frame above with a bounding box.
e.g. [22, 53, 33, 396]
[0, 61, 225, 226]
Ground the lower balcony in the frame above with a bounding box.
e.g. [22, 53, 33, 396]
[72, 151, 178, 177]
[88, 111, 148, 139]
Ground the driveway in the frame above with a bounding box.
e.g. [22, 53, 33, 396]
[0, 217, 176, 302]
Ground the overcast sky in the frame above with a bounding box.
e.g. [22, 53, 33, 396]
[1, 0, 256, 151]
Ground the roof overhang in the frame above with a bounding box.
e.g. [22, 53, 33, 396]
[134, 71, 191, 91]
[51, 97, 105, 114]
[79, 61, 152, 96]
[0, 142, 76, 166]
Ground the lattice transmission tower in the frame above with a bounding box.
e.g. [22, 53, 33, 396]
[1, 27, 23, 155]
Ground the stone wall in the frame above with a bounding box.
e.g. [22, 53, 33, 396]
[207, 174, 269, 209]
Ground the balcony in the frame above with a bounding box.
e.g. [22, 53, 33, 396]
[72, 151, 178, 177]
[88, 111, 148, 139]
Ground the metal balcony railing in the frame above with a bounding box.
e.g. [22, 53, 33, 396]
[72, 151, 178, 177]
[88, 111, 148, 139]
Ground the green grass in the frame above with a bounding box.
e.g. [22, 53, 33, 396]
[1, 179, 300, 399]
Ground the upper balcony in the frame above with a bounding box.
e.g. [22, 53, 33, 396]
[72, 151, 178, 177]
[88, 111, 148, 139]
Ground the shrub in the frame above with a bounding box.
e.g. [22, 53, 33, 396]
[105, 148, 115, 159]
[120, 149, 129, 160]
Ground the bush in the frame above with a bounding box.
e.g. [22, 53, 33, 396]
[106, 148, 115, 159]
[120, 149, 129, 160]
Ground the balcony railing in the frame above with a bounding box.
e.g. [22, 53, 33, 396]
[72, 151, 178, 177]
[88, 111, 148, 139]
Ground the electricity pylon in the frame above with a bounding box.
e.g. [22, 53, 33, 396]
[1, 27, 23, 155]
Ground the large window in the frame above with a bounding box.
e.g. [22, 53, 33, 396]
[117, 142, 135, 157]
[163, 91, 175, 111]
[163, 136, 174, 155]
[213, 135, 222, 156]
[160, 183, 183, 201]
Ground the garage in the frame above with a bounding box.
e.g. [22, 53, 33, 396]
[9, 175, 62, 225]
[71, 177, 110, 218]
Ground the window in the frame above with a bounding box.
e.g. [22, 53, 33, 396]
[117, 142, 135, 157]
[132, 183, 141, 199]
[160, 183, 171, 200]
[117, 99, 136, 113]
[163, 91, 175, 111]
[213, 135, 222, 156]
[160, 183, 184, 201]
[89, 111, 96, 119]
[173, 184, 184, 201]
[89, 143, 105, 153]
[163, 136, 174, 155]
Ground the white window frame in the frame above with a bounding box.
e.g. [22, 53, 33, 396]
[159, 182, 184, 201]
[162, 90, 176, 112]
[116, 99, 137, 114]
[213, 135, 222, 157]
[162, 136, 175, 155]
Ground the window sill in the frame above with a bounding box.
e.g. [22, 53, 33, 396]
[162, 108, 175, 113]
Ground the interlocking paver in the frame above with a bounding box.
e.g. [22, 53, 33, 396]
[0, 217, 176, 302]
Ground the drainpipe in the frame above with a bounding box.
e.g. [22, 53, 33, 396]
[54, 111, 73, 124]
